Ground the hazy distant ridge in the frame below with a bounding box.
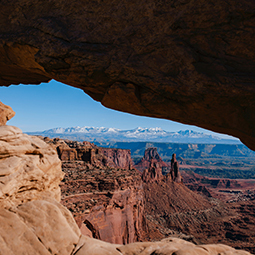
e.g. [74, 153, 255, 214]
[27, 126, 241, 144]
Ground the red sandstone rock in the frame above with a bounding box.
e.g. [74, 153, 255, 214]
[42, 139, 144, 244]
[0, 120, 253, 253]
[135, 148, 168, 172]
[44, 138, 133, 170]
[0, 102, 15, 125]
[165, 170, 255, 253]
[60, 161, 146, 244]
[141, 159, 163, 183]
[41, 137, 255, 253]
[168, 153, 182, 183]
[137, 149, 182, 183]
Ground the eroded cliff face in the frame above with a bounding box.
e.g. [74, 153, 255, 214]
[41, 138, 145, 244]
[0, 110, 252, 254]
[0, 126, 63, 208]
[0, 125, 82, 254]
[141, 159, 164, 183]
[135, 147, 168, 173]
[60, 161, 146, 244]
[44, 138, 133, 170]
[0, 102, 15, 126]
[0, 0, 255, 150]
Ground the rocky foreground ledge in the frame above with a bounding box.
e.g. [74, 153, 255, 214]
[0, 125, 252, 255]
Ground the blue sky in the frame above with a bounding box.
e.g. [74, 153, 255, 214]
[0, 80, 238, 139]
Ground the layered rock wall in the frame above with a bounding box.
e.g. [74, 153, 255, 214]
[0, 125, 82, 254]
[0, 110, 252, 254]
[135, 147, 168, 172]
[45, 138, 133, 170]
[141, 159, 163, 183]
[60, 161, 145, 244]
[0, 126, 63, 208]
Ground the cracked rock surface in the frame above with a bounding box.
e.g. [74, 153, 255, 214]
[0, 0, 255, 149]
[0, 125, 63, 208]
[0, 122, 252, 254]
[0, 200, 81, 255]
[0, 102, 15, 126]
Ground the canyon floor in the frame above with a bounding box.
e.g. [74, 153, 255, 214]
[51, 139, 255, 254]
[2, 121, 251, 254]
[150, 171, 255, 253]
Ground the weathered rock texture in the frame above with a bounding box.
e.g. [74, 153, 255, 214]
[181, 170, 255, 253]
[135, 147, 168, 172]
[0, 125, 252, 254]
[60, 160, 146, 244]
[0, 126, 63, 208]
[44, 138, 133, 170]
[141, 159, 163, 183]
[0, 101, 15, 125]
[169, 153, 182, 183]
[137, 148, 182, 183]
[74, 236, 251, 255]
[0, 0, 255, 150]
[0, 200, 81, 255]
[0, 125, 82, 254]
[2, 199, 251, 255]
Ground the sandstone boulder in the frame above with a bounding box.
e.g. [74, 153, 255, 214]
[0, 200, 81, 255]
[0, 101, 15, 125]
[74, 236, 251, 255]
[60, 161, 145, 244]
[0, 125, 63, 208]
[0, 125, 81, 254]
[0, 124, 252, 254]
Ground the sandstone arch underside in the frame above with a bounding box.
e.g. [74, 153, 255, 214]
[0, 0, 255, 150]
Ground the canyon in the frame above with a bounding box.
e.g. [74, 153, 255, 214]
[0, 103, 253, 254]
[51, 139, 255, 253]
[0, 1, 255, 253]
[43, 138, 146, 243]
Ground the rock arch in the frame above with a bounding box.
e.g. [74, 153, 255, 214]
[0, 0, 255, 150]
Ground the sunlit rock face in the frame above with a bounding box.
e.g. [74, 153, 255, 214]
[135, 147, 168, 173]
[0, 106, 252, 254]
[0, 125, 82, 254]
[73, 236, 252, 255]
[54, 138, 145, 244]
[0, 102, 15, 126]
[0, 200, 81, 255]
[78, 186, 145, 244]
[45, 138, 134, 170]
[0, 126, 63, 208]
[0, 0, 255, 150]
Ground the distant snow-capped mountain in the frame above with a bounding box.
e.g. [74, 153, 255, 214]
[27, 126, 241, 144]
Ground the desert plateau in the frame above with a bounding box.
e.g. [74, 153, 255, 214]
[1, 0, 255, 254]
[54, 141, 255, 253]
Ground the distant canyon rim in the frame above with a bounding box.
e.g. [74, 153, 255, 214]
[0, 0, 255, 150]
[0, 102, 254, 253]
[0, 1, 255, 254]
